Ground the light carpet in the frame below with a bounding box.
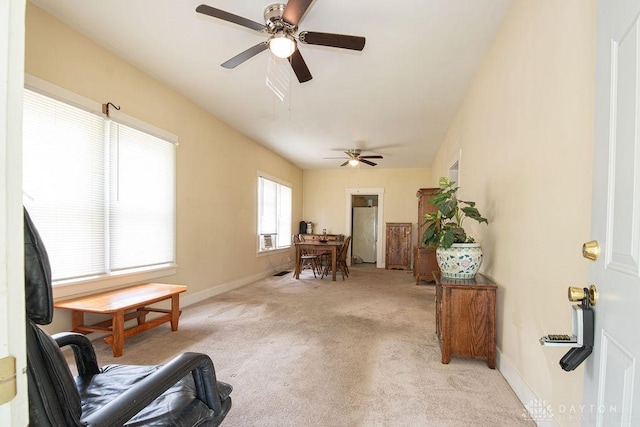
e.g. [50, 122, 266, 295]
[81, 264, 534, 426]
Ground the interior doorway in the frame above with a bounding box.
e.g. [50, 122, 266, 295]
[351, 195, 378, 265]
[345, 188, 385, 268]
[448, 149, 461, 185]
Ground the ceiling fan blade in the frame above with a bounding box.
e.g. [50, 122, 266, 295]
[360, 155, 383, 159]
[323, 157, 349, 159]
[340, 161, 350, 167]
[196, 4, 266, 32]
[221, 42, 268, 69]
[299, 31, 366, 51]
[360, 159, 377, 166]
[282, 0, 313, 27]
[288, 49, 313, 83]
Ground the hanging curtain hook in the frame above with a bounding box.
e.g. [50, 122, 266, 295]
[102, 101, 121, 118]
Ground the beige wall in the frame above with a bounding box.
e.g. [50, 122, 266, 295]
[25, 4, 303, 327]
[303, 168, 430, 247]
[24, 2, 596, 420]
[430, 1, 595, 424]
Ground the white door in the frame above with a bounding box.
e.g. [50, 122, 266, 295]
[583, 0, 640, 424]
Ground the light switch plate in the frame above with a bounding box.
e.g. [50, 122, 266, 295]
[0, 356, 16, 405]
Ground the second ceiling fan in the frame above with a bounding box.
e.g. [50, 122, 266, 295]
[196, 0, 366, 83]
[325, 149, 383, 167]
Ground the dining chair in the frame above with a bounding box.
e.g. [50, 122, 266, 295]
[293, 234, 320, 277]
[322, 236, 352, 280]
[302, 233, 334, 268]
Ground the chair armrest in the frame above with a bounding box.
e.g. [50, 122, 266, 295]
[81, 352, 229, 427]
[52, 332, 100, 375]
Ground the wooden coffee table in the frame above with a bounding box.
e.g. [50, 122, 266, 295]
[54, 283, 187, 357]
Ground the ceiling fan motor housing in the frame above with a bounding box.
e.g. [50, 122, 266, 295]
[264, 4, 294, 33]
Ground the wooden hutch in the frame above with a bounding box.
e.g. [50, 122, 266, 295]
[413, 188, 440, 283]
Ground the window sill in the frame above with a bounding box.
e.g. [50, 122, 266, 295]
[52, 264, 177, 300]
[256, 247, 291, 257]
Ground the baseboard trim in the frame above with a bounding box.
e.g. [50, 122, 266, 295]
[497, 348, 558, 426]
[80, 266, 291, 343]
[181, 268, 280, 307]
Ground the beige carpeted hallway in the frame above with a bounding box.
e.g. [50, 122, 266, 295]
[86, 264, 534, 426]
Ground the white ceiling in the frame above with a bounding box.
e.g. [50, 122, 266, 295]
[29, 0, 513, 170]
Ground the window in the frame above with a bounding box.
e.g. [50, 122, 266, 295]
[22, 86, 176, 285]
[257, 175, 291, 252]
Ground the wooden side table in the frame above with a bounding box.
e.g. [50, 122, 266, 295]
[434, 273, 497, 368]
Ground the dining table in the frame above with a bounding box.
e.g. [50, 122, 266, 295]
[294, 240, 344, 281]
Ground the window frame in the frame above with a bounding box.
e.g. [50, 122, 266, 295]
[256, 172, 292, 255]
[24, 75, 177, 299]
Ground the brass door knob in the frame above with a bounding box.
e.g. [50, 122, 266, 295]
[582, 240, 600, 261]
[568, 286, 585, 301]
[568, 285, 598, 306]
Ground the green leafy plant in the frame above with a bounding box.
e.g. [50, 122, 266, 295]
[422, 177, 488, 249]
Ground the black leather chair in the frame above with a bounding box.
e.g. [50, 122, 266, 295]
[24, 208, 232, 426]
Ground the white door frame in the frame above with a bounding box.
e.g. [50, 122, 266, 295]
[0, 0, 27, 424]
[448, 149, 461, 187]
[345, 188, 385, 267]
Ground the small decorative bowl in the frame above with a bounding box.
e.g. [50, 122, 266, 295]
[319, 239, 328, 243]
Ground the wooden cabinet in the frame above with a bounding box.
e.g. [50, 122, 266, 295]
[435, 273, 497, 369]
[413, 246, 439, 284]
[385, 223, 411, 270]
[414, 188, 440, 283]
[416, 187, 438, 240]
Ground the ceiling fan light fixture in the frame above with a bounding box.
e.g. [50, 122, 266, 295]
[348, 159, 360, 166]
[269, 33, 296, 58]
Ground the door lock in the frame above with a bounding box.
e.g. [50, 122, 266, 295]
[568, 284, 598, 306]
[582, 240, 600, 261]
[539, 285, 597, 371]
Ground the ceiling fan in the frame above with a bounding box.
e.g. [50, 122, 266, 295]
[195, 1, 366, 83]
[325, 149, 383, 167]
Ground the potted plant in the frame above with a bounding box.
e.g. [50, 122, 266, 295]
[422, 177, 488, 279]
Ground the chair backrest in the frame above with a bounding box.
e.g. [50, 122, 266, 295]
[24, 208, 83, 426]
[338, 236, 352, 262]
[24, 208, 53, 325]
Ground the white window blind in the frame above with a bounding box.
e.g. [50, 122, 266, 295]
[259, 178, 278, 235]
[277, 183, 292, 248]
[22, 88, 176, 283]
[109, 122, 176, 270]
[22, 89, 106, 280]
[257, 176, 291, 251]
